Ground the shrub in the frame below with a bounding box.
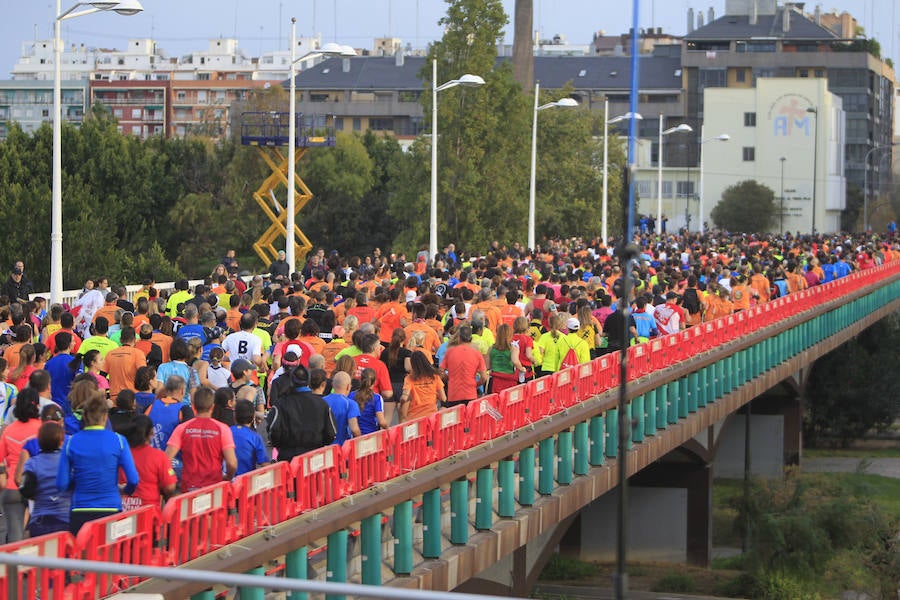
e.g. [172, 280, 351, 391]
[651, 572, 695, 593]
[538, 554, 596, 581]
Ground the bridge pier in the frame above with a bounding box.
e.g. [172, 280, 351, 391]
[713, 379, 804, 479]
[563, 448, 713, 567]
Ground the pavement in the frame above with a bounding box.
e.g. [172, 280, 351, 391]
[532, 583, 737, 600]
[801, 457, 900, 479]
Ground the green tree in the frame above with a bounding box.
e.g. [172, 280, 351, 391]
[842, 182, 863, 232]
[804, 313, 900, 447]
[710, 180, 777, 233]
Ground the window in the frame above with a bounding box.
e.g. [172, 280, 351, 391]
[369, 118, 393, 131]
[814, 69, 824, 78]
[310, 93, 329, 102]
[676, 181, 695, 198]
[42, 109, 49, 118]
[216, 91, 226, 102]
[176, 91, 186, 101]
[352, 118, 361, 131]
[798, 69, 809, 78]
[132, 109, 141, 119]
[742, 147, 755, 161]
[736, 69, 746, 83]
[744, 112, 756, 127]
[197, 91, 207, 103]
[636, 180, 652, 198]
[335, 117, 344, 131]
[661, 181, 673, 198]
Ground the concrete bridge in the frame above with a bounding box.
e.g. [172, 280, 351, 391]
[3, 262, 898, 600]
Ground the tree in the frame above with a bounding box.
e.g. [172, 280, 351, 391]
[710, 180, 777, 233]
[842, 182, 863, 232]
[804, 313, 900, 447]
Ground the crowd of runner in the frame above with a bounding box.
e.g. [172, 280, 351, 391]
[0, 229, 896, 543]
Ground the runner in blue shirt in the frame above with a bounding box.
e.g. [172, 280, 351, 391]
[322, 371, 360, 445]
[230, 400, 268, 475]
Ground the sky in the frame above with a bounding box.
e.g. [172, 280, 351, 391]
[2, 0, 897, 76]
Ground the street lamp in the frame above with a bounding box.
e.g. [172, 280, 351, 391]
[429, 59, 484, 262]
[602, 105, 641, 245]
[51, 0, 143, 305]
[806, 107, 818, 236]
[697, 126, 730, 233]
[286, 20, 355, 276]
[863, 142, 900, 232]
[528, 82, 577, 250]
[657, 118, 692, 232]
[780, 157, 786, 234]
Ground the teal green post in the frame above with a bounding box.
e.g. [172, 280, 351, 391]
[666, 381, 678, 424]
[450, 478, 469, 544]
[393, 501, 413, 576]
[191, 591, 215, 600]
[654, 387, 666, 430]
[519, 446, 536, 506]
[631, 396, 644, 443]
[498, 459, 516, 517]
[625, 402, 634, 450]
[697, 368, 708, 408]
[475, 468, 493, 530]
[422, 488, 442, 558]
[286, 547, 308, 600]
[589, 415, 605, 465]
[326, 530, 348, 600]
[557, 429, 573, 485]
[538, 437, 555, 494]
[238, 567, 265, 600]
[361, 514, 382, 586]
[687, 372, 699, 412]
[715, 359, 726, 399]
[574, 421, 590, 475]
[644, 389, 658, 434]
[678, 378, 689, 418]
[606, 408, 619, 458]
[605, 408, 618, 457]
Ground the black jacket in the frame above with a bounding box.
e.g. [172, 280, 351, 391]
[265, 385, 336, 462]
[1, 277, 33, 303]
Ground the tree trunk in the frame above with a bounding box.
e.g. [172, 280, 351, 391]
[512, 0, 534, 90]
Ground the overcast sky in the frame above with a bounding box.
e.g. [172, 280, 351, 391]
[2, 0, 897, 76]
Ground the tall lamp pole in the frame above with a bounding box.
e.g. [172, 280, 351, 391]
[528, 82, 577, 250]
[603, 110, 642, 245]
[780, 157, 786, 234]
[51, 0, 143, 305]
[657, 119, 692, 232]
[697, 126, 730, 233]
[287, 25, 355, 275]
[863, 143, 899, 232]
[806, 107, 818, 236]
[429, 60, 484, 262]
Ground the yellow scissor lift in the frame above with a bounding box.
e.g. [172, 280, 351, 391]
[240, 111, 336, 267]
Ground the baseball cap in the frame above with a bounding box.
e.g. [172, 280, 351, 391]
[230, 358, 255, 377]
[566, 317, 580, 331]
[205, 326, 224, 341]
[282, 343, 304, 366]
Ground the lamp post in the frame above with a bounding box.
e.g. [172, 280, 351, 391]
[863, 142, 900, 232]
[657, 118, 692, 232]
[780, 157, 786, 234]
[287, 22, 355, 276]
[603, 107, 642, 245]
[806, 107, 818, 236]
[429, 59, 484, 262]
[528, 82, 577, 250]
[51, 0, 143, 306]
[697, 125, 730, 233]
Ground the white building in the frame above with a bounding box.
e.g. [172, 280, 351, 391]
[11, 40, 97, 81]
[702, 78, 846, 234]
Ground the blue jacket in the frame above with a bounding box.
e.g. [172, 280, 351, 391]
[57, 427, 139, 512]
[22, 450, 71, 521]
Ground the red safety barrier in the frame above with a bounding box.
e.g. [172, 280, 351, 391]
[497, 384, 530, 432]
[678, 328, 697, 358]
[467, 394, 502, 443]
[431, 405, 469, 460]
[73, 505, 162, 598]
[291, 444, 344, 511]
[553, 367, 577, 408]
[233, 461, 296, 536]
[593, 353, 620, 391]
[573, 360, 596, 402]
[0, 532, 74, 600]
[388, 415, 433, 475]
[161, 482, 237, 565]
[699, 322, 716, 351]
[663, 331, 683, 363]
[626, 342, 650, 380]
[526, 374, 555, 418]
[648, 337, 668, 371]
[342, 430, 390, 494]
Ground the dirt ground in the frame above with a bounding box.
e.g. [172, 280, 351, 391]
[559, 561, 742, 596]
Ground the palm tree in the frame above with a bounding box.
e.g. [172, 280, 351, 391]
[512, 0, 533, 90]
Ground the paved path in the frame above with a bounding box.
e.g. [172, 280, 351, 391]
[533, 584, 735, 600]
[802, 457, 900, 479]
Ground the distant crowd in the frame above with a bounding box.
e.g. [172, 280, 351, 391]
[0, 228, 896, 543]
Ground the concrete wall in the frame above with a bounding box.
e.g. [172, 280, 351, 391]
[714, 414, 785, 478]
[577, 487, 688, 563]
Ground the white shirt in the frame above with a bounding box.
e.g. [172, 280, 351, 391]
[222, 330, 263, 364]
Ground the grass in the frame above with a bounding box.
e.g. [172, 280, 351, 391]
[538, 554, 597, 581]
[804, 446, 900, 458]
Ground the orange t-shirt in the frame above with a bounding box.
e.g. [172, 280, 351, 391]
[104, 345, 147, 400]
[402, 373, 444, 420]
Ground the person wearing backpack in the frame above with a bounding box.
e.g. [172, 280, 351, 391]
[558, 318, 591, 369]
[681, 275, 703, 327]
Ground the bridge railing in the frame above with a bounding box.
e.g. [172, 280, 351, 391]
[3, 261, 899, 599]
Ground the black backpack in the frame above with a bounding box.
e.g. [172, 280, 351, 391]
[682, 288, 701, 315]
